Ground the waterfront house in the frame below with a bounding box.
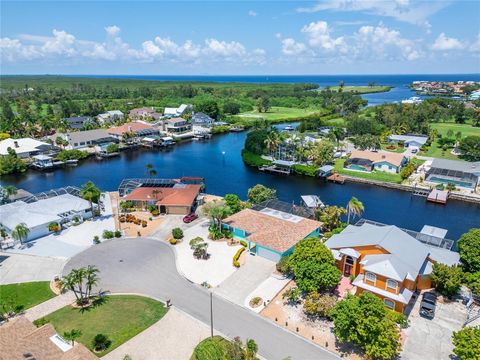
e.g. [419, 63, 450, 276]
[426, 158, 480, 189]
[222, 206, 321, 262]
[0, 192, 92, 242]
[108, 121, 159, 140]
[0, 316, 97, 360]
[129, 107, 163, 121]
[345, 150, 407, 173]
[165, 117, 192, 135]
[59, 129, 116, 149]
[163, 104, 193, 117]
[97, 110, 124, 124]
[191, 112, 214, 127]
[0, 138, 52, 159]
[325, 223, 459, 313]
[64, 116, 95, 129]
[388, 134, 428, 149]
[123, 184, 201, 215]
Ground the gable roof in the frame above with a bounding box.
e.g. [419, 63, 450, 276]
[388, 134, 428, 145]
[124, 185, 201, 207]
[349, 150, 405, 167]
[325, 223, 431, 281]
[108, 122, 155, 135]
[223, 208, 321, 253]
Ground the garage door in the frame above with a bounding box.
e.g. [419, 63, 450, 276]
[256, 246, 281, 263]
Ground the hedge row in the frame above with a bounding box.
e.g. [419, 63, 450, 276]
[233, 247, 246, 268]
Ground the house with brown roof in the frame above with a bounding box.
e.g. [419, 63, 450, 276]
[222, 207, 321, 262]
[107, 122, 159, 140]
[123, 184, 201, 215]
[0, 316, 97, 360]
[128, 107, 162, 121]
[345, 150, 407, 173]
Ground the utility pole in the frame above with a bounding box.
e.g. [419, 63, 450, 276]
[210, 291, 214, 338]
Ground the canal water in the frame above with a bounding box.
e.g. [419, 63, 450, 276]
[1, 128, 479, 240]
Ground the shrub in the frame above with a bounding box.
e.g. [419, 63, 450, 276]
[208, 225, 223, 240]
[303, 292, 337, 319]
[102, 230, 114, 239]
[169, 238, 177, 245]
[282, 287, 302, 305]
[239, 240, 247, 247]
[93, 235, 100, 244]
[172, 227, 184, 239]
[452, 327, 480, 360]
[114, 230, 121, 238]
[233, 247, 245, 267]
[431, 263, 463, 298]
[249, 296, 263, 307]
[151, 209, 159, 216]
[292, 164, 318, 177]
[276, 255, 291, 274]
[48, 222, 61, 232]
[33, 317, 49, 327]
[92, 333, 111, 352]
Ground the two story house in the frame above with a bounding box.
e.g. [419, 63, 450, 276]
[165, 117, 192, 135]
[325, 223, 459, 313]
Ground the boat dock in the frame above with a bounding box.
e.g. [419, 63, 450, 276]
[427, 189, 449, 204]
[327, 173, 346, 184]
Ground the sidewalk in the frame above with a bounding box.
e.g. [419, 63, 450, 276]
[25, 292, 76, 321]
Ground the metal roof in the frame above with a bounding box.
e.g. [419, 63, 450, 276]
[430, 158, 480, 175]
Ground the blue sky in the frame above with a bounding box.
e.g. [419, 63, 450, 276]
[1, 0, 479, 75]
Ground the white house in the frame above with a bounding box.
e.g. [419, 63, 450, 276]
[0, 138, 52, 159]
[0, 193, 93, 242]
[163, 104, 192, 117]
[388, 134, 428, 149]
[97, 110, 124, 124]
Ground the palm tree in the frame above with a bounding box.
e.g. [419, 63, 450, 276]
[60, 273, 81, 303]
[244, 339, 258, 360]
[80, 181, 101, 217]
[12, 223, 29, 244]
[145, 163, 157, 178]
[346, 197, 365, 224]
[63, 329, 82, 346]
[71, 268, 87, 305]
[264, 132, 280, 157]
[84, 265, 100, 299]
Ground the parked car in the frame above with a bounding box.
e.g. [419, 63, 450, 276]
[183, 213, 198, 223]
[420, 291, 437, 319]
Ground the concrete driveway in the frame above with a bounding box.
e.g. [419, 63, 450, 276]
[64, 238, 339, 360]
[216, 255, 275, 305]
[402, 294, 467, 360]
[0, 252, 66, 284]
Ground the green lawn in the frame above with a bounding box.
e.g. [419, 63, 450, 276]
[44, 295, 168, 356]
[419, 142, 460, 160]
[430, 122, 480, 137]
[235, 106, 317, 122]
[334, 159, 403, 184]
[326, 85, 392, 94]
[0, 281, 56, 310]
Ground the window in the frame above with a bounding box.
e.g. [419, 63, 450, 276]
[365, 272, 376, 283]
[384, 298, 395, 310]
[386, 279, 398, 291]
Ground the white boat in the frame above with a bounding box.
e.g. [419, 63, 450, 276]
[284, 125, 294, 131]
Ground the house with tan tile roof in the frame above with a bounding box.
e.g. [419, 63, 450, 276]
[222, 207, 321, 262]
[0, 316, 97, 360]
[107, 121, 159, 140]
[345, 150, 407, 173]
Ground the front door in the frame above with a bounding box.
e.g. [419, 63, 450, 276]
[343, 255, 354, 276]
[249, 244, 257, 256]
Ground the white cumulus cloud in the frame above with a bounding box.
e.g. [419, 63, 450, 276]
[432, 33, 465, 51]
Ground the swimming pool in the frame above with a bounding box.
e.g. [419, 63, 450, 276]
[427, 176, 474, 189]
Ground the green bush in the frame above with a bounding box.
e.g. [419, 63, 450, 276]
[431, 263, 463, 297]
[239, 240, 247, 247]
[292, 164, 318, 177]
[233, 247, 245, 267]
[93, 235, 100, 244]
[172, 228, 184, 239]
[241, 149, 271, 167]
[102, 230, 114, 239]
[114, 230, 121, 238]
[48, 222, 61, 232]
[56, 149, 89, 162]
[303, 292, 337, 319]
[276, 255, 291, 274]
[169, 238, 177, 245]
[33, 317, 49, 327]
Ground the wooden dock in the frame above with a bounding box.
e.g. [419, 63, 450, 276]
[327, 173, 346, 184]
[427, 189, 449, 204]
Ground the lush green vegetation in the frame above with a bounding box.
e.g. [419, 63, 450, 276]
[0, 281, 55, 310]
[326, 85, 392, 94]
[234, 106, 318, 122]
[56, 149, 90, 161]
[452, 327, 480, 360]
[0, 147, 28, 175]
[191, 336, 259, 360]
[43, 295, 167, 356]
[334, 159, 403, 183]
[292, 164, 318, 177]
[241, 149, 271, 167]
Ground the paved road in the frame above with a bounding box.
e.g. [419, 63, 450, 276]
[65, 238, 339, 360]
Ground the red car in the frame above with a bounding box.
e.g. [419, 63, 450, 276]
[183, 213, 198, 223]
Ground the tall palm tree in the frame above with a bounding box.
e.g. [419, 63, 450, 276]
[80, 181, 101, 217]
[12, 223, 29, 244]
[60, 273, 81, 303]
[84, 265, 100, 299]
[264, 132, 280, 157]
[71, 268, 87, 305]
[347, 197, 365, 224]
[63, 329, 82, 346]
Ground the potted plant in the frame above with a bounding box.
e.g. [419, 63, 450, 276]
[48, 222, 61, 233]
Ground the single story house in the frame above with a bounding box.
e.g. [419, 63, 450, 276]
[123, 184, 201, 215]
[97, 110, 124, 124]
[222, 207, 321, 262]
[345, 150, 407, 173]
[388, 134, 428, 149]
[0, 138, 52, 158]
[59, 129, 116, 149]
[191, 112, 214, 127]
[426, 158, 480, 189]
[325, 223, 459, 313]
[129, 107, 162, 121]
[0, 316, 97, 360]
[64, 116, 95, 129]
[0, 193, 92, 242]
[164, 104, 192, 117]
[108, 122, 159, 140]
[165, 117, 192, 135]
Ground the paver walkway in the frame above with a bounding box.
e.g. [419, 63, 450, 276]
[102, 307, 212, 360]
[25, 292, 76, 321]
[215, 255, 275, 305]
